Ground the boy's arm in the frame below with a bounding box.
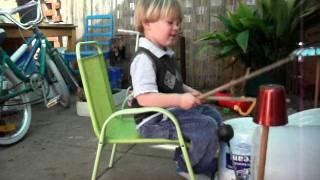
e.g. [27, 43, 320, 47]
[136, 92, 200, 110]
[183, 84, 209, 103]
[183, 84, 201, 96]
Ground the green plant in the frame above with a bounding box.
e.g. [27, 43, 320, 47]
[199, 0, 319, 69]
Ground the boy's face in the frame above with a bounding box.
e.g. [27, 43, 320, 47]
[143, 17, 180, 48]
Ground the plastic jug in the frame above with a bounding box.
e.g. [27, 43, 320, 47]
[218, 117, 258, 180]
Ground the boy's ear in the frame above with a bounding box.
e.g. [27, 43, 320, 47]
[142, 20, 150, 30]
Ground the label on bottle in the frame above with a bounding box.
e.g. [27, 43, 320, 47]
[225, 142, 251, 179]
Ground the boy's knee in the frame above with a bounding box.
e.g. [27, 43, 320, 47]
[200, 105, 223, 126]
[207, 117, 218, 129]
[201, 119, 218, 138]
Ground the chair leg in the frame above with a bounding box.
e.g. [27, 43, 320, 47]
[180, 145, 195, 180]
[91, 141, 104, 180]
[108, 144, 117, 168]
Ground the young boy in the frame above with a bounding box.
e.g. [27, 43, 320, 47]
[131, 0, 222, 178]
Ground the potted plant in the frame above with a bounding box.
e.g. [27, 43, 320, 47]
[199, 0, 319, 96]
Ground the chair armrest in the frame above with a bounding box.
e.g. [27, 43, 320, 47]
[121, 93, 133, 109]
[120, 86, 133, 109]
[99, 107, 187, 146]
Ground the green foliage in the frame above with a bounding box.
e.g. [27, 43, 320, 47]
[199, 0, 319, 69]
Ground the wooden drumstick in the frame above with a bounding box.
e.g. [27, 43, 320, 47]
[199, 56, 294, 100]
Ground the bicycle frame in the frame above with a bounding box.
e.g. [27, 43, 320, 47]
[1, 0, 80, 93]
[0, 48, 32, 101]
[0, 27, 57, 103]
[0, 0, 73, 145]
[1, 1, 42, 30]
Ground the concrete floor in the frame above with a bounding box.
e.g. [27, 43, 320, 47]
[1, 94, 307, 180]
[1, 96, 237, 180]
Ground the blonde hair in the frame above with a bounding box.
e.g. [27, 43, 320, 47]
[135, 0, 182, 34]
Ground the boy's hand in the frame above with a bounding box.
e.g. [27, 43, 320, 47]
[190, 91, 208, 104]
[179, 93, 201, 110]
[191, 91, 201, 97]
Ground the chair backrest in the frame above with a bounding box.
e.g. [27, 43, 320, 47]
[84, 14, 113, 53]
[76, 41, 115, 137]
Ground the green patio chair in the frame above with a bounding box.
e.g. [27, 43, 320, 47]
[76, 41, 195, 180]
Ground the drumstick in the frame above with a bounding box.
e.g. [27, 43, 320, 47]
[206, 96, 256, 102]
[199, 56, 294, 100]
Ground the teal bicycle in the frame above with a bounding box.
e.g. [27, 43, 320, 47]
[0, 1, 80, 145]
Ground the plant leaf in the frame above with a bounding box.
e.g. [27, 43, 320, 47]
[196, 44, 217, 57]
[197, 32, 229, 42]
[239, 17, 268, 34]
[228, 13, 243, 30]
[237, 3, 254, 18]
[197, 32, 217, 41]
[217, 12, 237, 31]
[236, 30, 249, 52]
[220, 44, 237, 55]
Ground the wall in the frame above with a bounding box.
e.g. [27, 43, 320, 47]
[0, 0, 19, 23]
[59, 0, 114, 41]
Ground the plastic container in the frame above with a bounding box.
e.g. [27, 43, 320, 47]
[64, 51, 105, 74]
[76, 89, 127, 117]
[76, 101, 90, 117]
[218, 117, 258, 180]
[250, 108, 320, 180]
[108, 66, 123, 89]
[288, 108, 320, 126]
[63, 52, 80, 74]
[250, 126, 320, 180]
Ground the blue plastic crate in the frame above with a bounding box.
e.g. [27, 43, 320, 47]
[65, 51, 123, 89]
[64, 51, 111, 75]
[108, 66, 123, 89]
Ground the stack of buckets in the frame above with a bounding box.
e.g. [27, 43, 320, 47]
[218, 108, 320, 180]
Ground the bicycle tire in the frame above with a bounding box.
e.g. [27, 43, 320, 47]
[48, 48, 79, 92]
[46, 56, 70, 108]
[0, 79, 31, 145]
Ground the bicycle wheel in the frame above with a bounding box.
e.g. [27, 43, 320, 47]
[46, 57, 70, 107]
[48, 48, 79, 92]
[0, 79, 31, 145]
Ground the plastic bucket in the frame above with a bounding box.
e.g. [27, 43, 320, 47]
[218, 117, 258, 180]
[250, 108, 320, 180]
[251, 126, 320, 180]
[288, 108, 320, 126]
[108, 66, 123, 89]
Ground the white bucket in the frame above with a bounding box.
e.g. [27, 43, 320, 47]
[251, 126, 320, 180]
[218, 117, 258, 180]
[76, 89, 127, 117]
[288, 108, 320, 126]
[250, 108, 320, 180]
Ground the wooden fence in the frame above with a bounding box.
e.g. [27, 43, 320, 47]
[59, 0, 252, 89]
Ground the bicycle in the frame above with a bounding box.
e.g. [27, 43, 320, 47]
[0, 0, 80, 145]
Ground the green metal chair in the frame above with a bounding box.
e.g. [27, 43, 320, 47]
[76, 41, 195, 180]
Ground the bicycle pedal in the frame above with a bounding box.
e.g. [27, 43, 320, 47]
[46, 95, 61, 108]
